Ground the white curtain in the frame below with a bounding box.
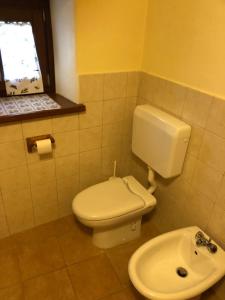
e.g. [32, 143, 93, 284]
[0, 21, 44, 96]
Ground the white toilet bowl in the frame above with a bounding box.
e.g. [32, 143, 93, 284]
[72, 176, 156, 249]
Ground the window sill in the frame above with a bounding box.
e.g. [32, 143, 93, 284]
[0, 94, 86, 124]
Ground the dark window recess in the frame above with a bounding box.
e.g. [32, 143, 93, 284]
[0, 0, 55, 96]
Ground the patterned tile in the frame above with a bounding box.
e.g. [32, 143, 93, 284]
[0, 94, 60, 115]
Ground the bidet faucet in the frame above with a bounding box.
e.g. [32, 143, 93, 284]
[195, 231, 217, 253]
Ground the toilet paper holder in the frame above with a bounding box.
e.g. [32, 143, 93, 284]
[26, 134, 55, 153]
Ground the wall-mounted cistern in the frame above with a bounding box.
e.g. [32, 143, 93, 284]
[195, 231, 218, 254]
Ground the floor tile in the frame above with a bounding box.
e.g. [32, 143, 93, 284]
[141, 215, 160, 239]
[0, 285, 24, 300]
[99, 290, 129, 300]
[14, 222, 56, 245]
[17, 236, 65, 281]
[52, 215, 78, 238]
[99, 286, 144, 300]
[106, 239, 143, 285]
[0, 235, 17, 252]
[58, 222, 102, 265]
[0, 248, 21, 289]
[123, 284, 145, 300]
[68, 254, 121, 300]
[24, 269, 77, 300]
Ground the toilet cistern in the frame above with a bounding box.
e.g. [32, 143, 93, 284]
[132, 105, 191, 181]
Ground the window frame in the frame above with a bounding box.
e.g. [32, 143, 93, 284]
[0, 0, 55, 96]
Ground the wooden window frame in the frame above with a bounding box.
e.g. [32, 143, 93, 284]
[0, 0, 55, 96]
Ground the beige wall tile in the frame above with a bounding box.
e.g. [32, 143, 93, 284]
[131, 154, 148, 188]
[187, 125, 204, 157]
[192, 160, 222, 200]
[79, 149, 101, 174]
[52, 114, 78, 133]
[79, 102, 103, 129]
[216, 175, 225, 211]
[182, 89, 212, 127]
[123, 97, 137, 136]
[126, 72, 140, 97]
[57, 175, 79, 217]
[146, 76, 167, 108]
[55, 154, 79, 180]
[79, 126, 102, 152]
[206, 97, 225, 139]
[28, 159, 56, 187]
[181, 153, 197, 184]
[160, 81, 187, 117]
[31, 180, 58, 225]
[154, 190, 187, 232]
[2, 188, 34, 234]
[102, 146, 121, 178]
[124, 97, 137, 120]
[79, 149, 102, 189]
[199, 131, 225, 173]
[0, 122, 23, 143]
[103, 98, 125, 124]
[183, 189, 214, 230]
[104, 72, 127, 100]
[119, 138, 133, 177]
[79, 74, 104, 102]
[138, 72, 157, 102]
[0, 165, 29, 193]
[22, 118, 52, 137]
[0, 140, 26, 171]
[164, 176, 190, 202]
[206, 205, 225, 248]
[79, 169, 102, 190]
[53, 130, 79, 158]
[102, 122, 122, 147]
[0, 192, 9, 239]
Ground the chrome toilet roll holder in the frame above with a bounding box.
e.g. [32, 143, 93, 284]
[26, 134, 55, 153]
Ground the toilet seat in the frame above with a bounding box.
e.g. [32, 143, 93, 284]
[72, 176, 154, 221]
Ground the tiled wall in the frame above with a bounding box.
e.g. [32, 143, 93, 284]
[132, 72, 225, 300]
[134, 72, 225, 249]
[0, 71, 139, 238]
[0, 71, 224, 298]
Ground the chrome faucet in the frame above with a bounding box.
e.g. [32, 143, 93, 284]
[195, 231, 217, 254]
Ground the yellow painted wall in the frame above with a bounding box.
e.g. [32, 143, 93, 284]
[75, 0, 148, 74]
[142, 0, 225, 98]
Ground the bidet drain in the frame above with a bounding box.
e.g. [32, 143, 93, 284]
[176, 267, 188, 278]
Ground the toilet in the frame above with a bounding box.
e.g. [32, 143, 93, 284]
[72, 104, 191, 249]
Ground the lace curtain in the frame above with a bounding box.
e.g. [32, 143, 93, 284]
[0, 21, 44, 96]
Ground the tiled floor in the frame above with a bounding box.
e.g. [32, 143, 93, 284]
[0, 214, 159, 300]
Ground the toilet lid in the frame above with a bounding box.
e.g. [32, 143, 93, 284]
[73, 177, 146, 221]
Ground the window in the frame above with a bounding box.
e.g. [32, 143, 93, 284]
[0, 0, 55, 97]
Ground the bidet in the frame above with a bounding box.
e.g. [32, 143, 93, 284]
[128, 226, 225, 300]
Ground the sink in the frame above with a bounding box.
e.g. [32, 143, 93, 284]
[128, 226, 225, 300]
